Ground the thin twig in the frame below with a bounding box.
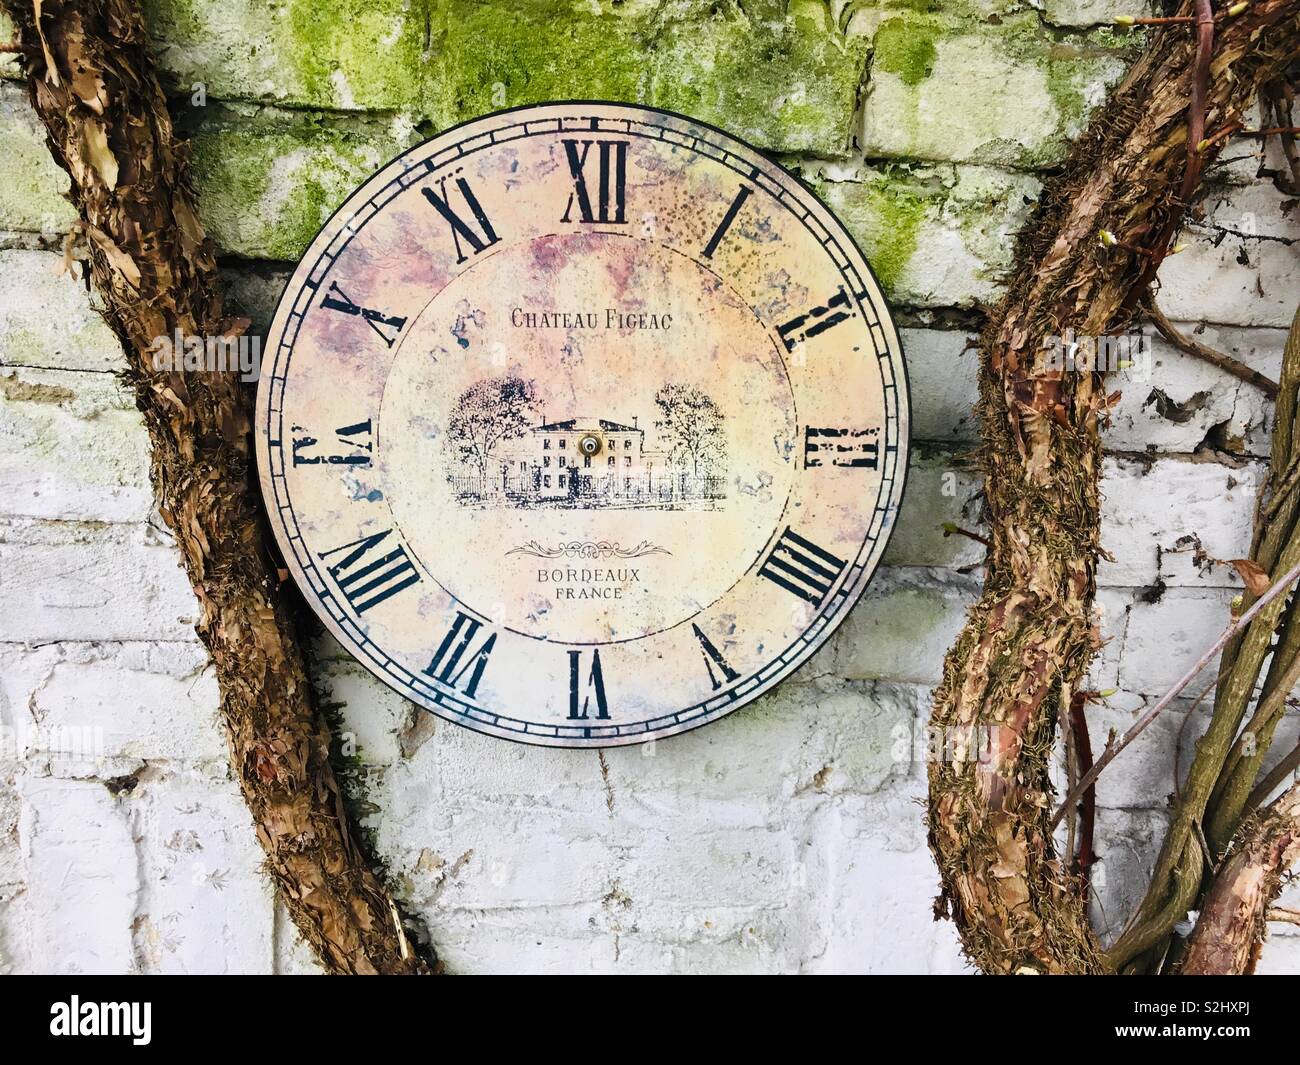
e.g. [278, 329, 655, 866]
[1245, 739, 1300, 812]
[1068, 691, 1097, 904]
[1144, 297, 1279, 398]
[1049, 554, 1300, 831]
[1180, 0, 1217, 204]
[940, 522, 991, 548]
[1266, 906, 1300, 926]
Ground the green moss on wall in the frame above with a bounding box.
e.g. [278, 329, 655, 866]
[872, 17, 938, 86]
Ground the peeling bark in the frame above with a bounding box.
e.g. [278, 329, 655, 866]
[927, 0, 1300, 975]
[2, 0, 431, 974]
[1182, 782, 1300, 975]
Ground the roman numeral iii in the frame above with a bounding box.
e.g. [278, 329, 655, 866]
[803, 427, 880, 470]
[421, 174, 501, 263]
[758, 527, 847, 607]
[777, 285, 855, 353]
[567, 649, 611, 720]
[291, 419, 373, 466]
[319, 529, 421, 615]
[320, 283, 407, 347]
[424, 611, 496, 698]
[561, 139, 628, 225]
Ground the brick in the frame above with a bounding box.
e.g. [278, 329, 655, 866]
[0, 520, 200, 643]
[807, 161, 1041, 306]
[858, 14, 1132, 168]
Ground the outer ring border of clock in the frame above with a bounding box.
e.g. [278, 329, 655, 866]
[257, 99, 914, 749]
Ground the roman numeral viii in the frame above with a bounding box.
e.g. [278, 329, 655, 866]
[424, 611, 496, 698]
[421, 174, 501, 263]
[567, 649, 611, 720]
[319, 529, 421, 615]
[561, 139, 628, 225]
[321, 283, 406, 347]
[758, 527, 847, 607]
[292, 419, 373, 466]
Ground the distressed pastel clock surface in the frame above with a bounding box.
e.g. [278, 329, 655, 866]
[256, 102, 908, 747]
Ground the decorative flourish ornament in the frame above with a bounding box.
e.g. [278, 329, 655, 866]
[256, 103, 909, 747]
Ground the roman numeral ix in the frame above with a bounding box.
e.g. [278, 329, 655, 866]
[319, 528, 421, 615]
[291, 419, 373, 467]
[758, 527, 847, 607]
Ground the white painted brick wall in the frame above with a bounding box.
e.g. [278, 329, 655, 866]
[1, 16, 1298, 974]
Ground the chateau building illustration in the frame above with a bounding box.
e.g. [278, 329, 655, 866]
[445, 378, 728, 509]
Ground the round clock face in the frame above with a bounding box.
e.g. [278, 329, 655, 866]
[256, 102, 909, 748]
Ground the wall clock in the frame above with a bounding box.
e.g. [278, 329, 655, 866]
[255, 102, 909, 748]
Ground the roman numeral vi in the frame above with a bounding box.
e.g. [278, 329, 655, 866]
[567, 649, 611, 720]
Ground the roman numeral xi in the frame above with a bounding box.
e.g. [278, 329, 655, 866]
[758, 527, 847, 608]
[421, 174, 501, 263]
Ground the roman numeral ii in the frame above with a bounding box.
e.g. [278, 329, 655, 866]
[777, 285, 855, 353]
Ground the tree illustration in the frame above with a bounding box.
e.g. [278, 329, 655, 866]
[653, 383, 726, 476]
[447, 376, 538, 489]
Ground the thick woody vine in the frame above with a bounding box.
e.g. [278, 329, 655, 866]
[927, 0, 1300, 974]
[0, 0, 432, 975]
[5, 0, 1300, 978]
